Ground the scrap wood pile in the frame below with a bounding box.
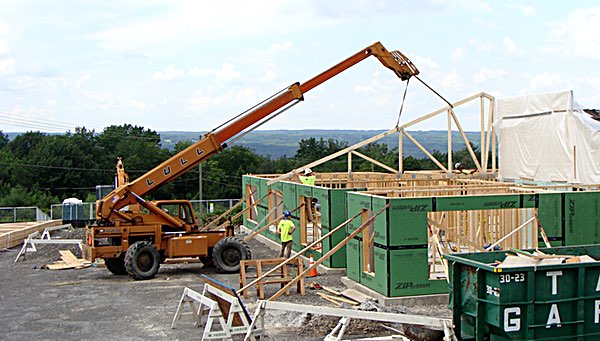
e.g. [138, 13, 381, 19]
[494, 248, 596, 268]
[45, 250, 92, 270]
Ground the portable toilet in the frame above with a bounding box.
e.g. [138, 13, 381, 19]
[62, 197, 85, 227]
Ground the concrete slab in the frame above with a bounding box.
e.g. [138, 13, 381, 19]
[341, 276, 448, 307]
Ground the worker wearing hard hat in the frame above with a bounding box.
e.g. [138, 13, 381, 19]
[299, 168, 317, 222]
[454, 163, 477, 175]
[277, 210, 296, 258]
[299, 168, 316, 186]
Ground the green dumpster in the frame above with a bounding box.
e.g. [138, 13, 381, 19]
[445, 245, 600, 340]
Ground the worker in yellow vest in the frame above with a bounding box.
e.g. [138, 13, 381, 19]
[299, 168, 317, 222]
[277, 210, 296, 258]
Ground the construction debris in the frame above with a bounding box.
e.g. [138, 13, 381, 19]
[45, 250, 91, 270]
[496, 249, 597, 268]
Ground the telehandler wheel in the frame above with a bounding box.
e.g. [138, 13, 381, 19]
[105, 254, 127, 275]
[212, 237, 251, 273]
[124, 241, 160, 280]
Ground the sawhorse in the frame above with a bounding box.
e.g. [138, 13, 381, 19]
[171, 278, 262, 340]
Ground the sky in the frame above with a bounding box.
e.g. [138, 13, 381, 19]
[0, 0, 599, 134]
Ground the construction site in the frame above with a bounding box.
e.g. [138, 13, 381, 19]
[2, 40, 600, 341]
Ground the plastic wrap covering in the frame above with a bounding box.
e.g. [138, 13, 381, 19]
[496, 90, 600, 184]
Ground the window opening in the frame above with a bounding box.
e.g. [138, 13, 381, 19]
[268, 190, 283, 233]
[427, 208, 538, 280]
[245, 184, 258, 222]
[299, 195, 322, 253]
[361, 209, 375, 275]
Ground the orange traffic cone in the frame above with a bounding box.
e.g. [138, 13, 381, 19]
[308, 254, 318, 277]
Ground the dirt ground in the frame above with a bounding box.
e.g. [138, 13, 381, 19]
[0, 227, 450, 341]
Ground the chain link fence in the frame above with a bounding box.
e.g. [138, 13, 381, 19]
[0, 207, 51, 223]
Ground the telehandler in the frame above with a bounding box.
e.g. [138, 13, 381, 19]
[83, 42, 419, 280]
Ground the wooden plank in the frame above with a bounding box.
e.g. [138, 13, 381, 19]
[59, 250, 81, 266]
[324, 294, 359, 305]
[46, 261, 75, 270]
[0, 220, 62, 249]
[341, 288, 373, 304]
[317, 293, 343, 307]
[321, 285, 341, 296]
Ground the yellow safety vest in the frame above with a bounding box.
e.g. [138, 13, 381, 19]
[278, 219, 295, 242]
[299, 175, 316, 186]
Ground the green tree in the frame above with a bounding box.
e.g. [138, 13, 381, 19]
[0, 131, 9, 149]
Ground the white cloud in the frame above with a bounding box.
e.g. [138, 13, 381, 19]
[473, 67, 507, 84]
[456, 0, 492, 12]
[508, 4, 535, 16]
[411, 55, 440, 70]
[450, 48, 468, 62]
[75, 74, 91, 89]
[468, 38, 493, 53]
[502, 37, 522, 56]
[0, 39, 8, 55]
[528, 72, 561, 91]
[353, 84, 376, 93]
[190, 62, 240, 82]
[258, 69, 278, 83]
[0, 57, 16, 74]
[551, 6, 600, 60]
[90, 2, 336, 51]
[153, 64, 184, 81]
[441, 72, 464, 90]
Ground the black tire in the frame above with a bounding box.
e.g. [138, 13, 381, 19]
[105, 254, 127, 275]
[124, 241, 160, 280]
[212, 237, 251, 273]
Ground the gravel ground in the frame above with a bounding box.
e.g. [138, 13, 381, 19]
[0, 227, 450, 341]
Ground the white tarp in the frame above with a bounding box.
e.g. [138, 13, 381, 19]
[496, 90, 600, 184]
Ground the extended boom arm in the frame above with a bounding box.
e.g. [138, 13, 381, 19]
[96, 41, 418, 223]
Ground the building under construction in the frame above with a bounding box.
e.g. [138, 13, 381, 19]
[242, 90, 600, 298]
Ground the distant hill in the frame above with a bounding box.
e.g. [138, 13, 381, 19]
[160, 130, 482, 159]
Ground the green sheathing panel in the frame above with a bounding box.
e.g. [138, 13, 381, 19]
[346, 238, 361, 282]
[389, 249, 446, 296]
[388, 197, 431, 246]
[282, 181, 297, 213]
[360, 245, 388, 295]
[435, 194, 523, 211]
[564, 192, 600, 245]
[327, 189, 362, 268]
[537, 193, 563, 245]
[346, 192, 372, 234]
[372, 196, 389, 246]
[387, 197, 446, 296]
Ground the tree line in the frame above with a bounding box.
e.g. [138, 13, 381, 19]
[0, 124, 484, 210]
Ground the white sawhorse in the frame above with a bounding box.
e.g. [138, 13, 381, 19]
[244, 300, 456, 341]
[171, 285, 261, 340]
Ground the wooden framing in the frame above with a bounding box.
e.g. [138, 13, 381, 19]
[238, 257, 305, 299]
[266, 92, 496, 186]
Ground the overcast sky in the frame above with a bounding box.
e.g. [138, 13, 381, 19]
[0, 1, 599, 134]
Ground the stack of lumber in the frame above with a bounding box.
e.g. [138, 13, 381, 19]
[0, 220, 62, 249]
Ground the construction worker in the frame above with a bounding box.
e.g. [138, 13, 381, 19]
[454, 163, 477, 175]
[277, 210, 296, 258]
[299, 168, 316, 222]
